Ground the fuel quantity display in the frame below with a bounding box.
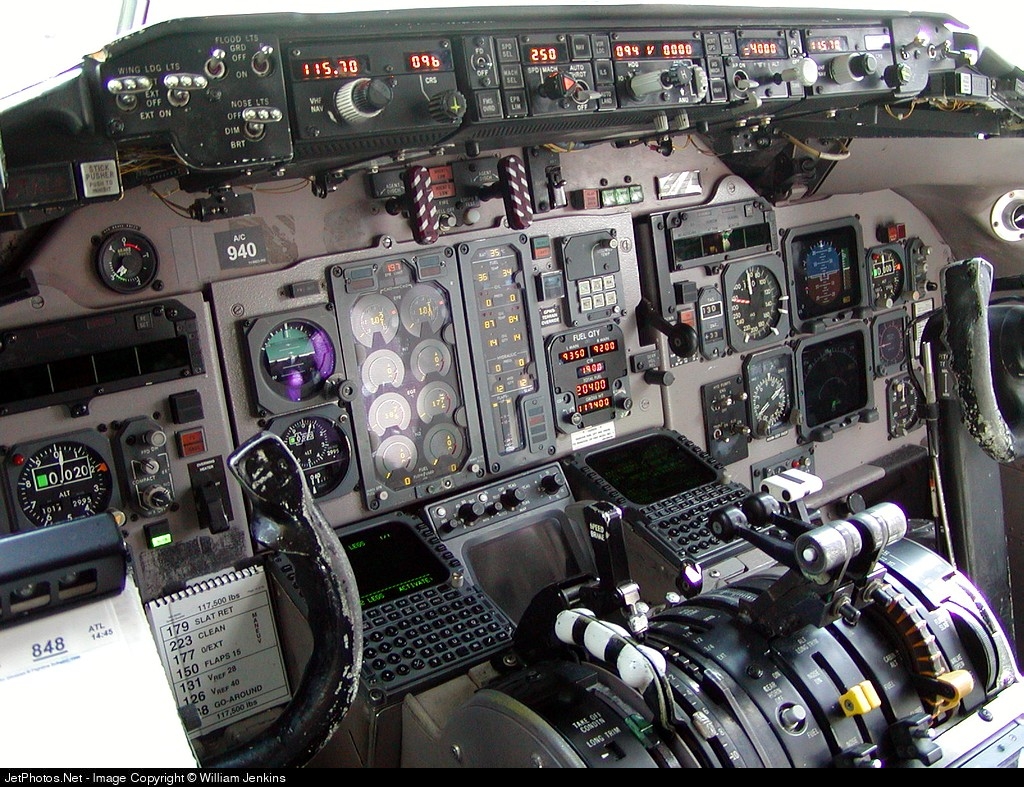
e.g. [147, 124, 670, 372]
[548, 323, 628, 431]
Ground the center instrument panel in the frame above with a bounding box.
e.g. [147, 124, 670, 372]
[0, 7, 959, 761]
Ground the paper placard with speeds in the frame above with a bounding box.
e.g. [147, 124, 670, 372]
[145, 564, 291, 738]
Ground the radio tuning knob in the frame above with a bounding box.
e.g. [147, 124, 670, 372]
[458, 501, 485, 523]
[334, 77, 393, 124]
[540, 474, 564, 495]
[828, 52, 878, 84]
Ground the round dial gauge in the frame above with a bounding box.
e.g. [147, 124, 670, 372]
[745, 351, 794, 438]
[875, 316, 907, 369]
[868, 246, 906, 308]
[367, 392, 412, 436]
[15, 441, 114, 527]
[260, 320, 336, 403]
[886, 375, 921, 437]
[362, 349, 406, 393]
[279, 415, 352, 499]
[351, 294, 400, 347]
[374, 435, 418, 483]
[423, 424, 466, 468]
[95, 230, 159, 293]
[399, 284, 449, 336]
[729, 263, 784, 343]
[416, 381, 457, 423]
[410, 339, 453, 381]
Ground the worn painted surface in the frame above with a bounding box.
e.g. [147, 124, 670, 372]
[942, 258, 1018, 464]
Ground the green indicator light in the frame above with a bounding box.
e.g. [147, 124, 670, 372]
[35, 474, 49, 489]
[150, 533, 173, 548]
[624, 713, 655, 746]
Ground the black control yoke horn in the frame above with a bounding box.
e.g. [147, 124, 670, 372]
[206, 432, 363, 769]
[939, 257, 1024, 463]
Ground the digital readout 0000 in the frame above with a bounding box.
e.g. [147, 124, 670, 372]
[611, 39, 703, 59]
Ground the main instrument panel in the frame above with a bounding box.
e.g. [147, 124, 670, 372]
[2, 5, 993, 766]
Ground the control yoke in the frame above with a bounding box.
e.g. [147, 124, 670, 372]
[939, 257, 1024, 463]
[207, 432, 364, 769]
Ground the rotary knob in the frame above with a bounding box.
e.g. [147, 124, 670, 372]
[500, 487, 527, 509]
[334, 77, 394, 124]
[539, 474, 564, 495]
[828, 52, 878, 84]
[458, 501, 486, 524]
[628, 70, 670, 99]
[776, 57, 818, 87]
[428, 90, 467, 124]
[141, 484, 173, 513]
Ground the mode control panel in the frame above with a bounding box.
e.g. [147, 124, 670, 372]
[463, 33, 615, 121]
[424, 462, 572, 538]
